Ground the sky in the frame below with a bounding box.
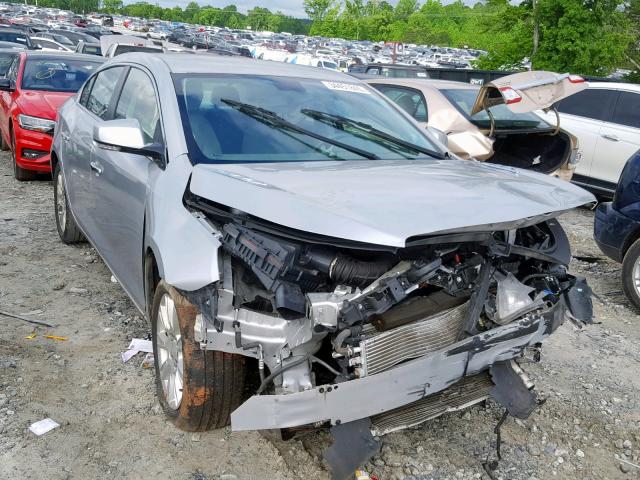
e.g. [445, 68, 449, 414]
[150, 1, 402, 18]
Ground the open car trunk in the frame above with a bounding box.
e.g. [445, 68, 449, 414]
[487, 129, 572, 174]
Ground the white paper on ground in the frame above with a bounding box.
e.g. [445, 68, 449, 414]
[121, 338, 153, 363]
[128, 338, 153, 353]
[29, 418, 60, 436]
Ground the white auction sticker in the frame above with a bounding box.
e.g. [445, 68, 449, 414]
[322, 81, 371, 94]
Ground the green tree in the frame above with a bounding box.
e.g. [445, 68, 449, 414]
[102, 0, 123, 14]
[304, 0, 334, 21]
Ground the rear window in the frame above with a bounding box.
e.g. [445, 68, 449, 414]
[441, 88, 549, 130]
[113, 45, 162, 56]
[611, 91, 640, 129]
[83, 45, 102, 55]
[0, 32, 30, 47]
[21, 58, 101, 93]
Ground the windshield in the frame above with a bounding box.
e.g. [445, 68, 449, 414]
[441, 88, 549, 130]
[173, 74, 442, 164]
[21, 58, 101, 92]
[0, 32, 30, 47]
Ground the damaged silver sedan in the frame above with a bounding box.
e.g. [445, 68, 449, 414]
[51, 54, 596, 479]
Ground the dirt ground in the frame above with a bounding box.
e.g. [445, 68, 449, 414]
[0, 154, 639, 480]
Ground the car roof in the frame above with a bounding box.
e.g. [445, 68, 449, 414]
[587, 81, 640, 92]
[0, 27, 29, 33]
[24, 51, 105, 62]
[119, 52, 355, 81]
[360, 76, 479, 90]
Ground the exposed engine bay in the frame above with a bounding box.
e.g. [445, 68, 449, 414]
[184, 192, 593, 479]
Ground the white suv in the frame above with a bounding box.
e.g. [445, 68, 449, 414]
[544, 82, 640, 196]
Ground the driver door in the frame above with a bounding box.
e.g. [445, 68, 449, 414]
[89, 67, 164, 309]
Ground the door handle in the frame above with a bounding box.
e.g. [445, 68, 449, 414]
[61, 132, 70, 141]
[602, 134, 620, 142]
[89, 161, 103, 175]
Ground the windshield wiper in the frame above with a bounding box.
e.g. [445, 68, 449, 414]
[221, 99, 380, 160]
[301, 109, 447, 160]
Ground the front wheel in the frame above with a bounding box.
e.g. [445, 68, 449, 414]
[622, 239, 640, 311]
[152, 281, 245, 431]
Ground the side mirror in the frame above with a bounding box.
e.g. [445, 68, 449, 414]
[427, 125, 449, 147]
[93, 118, 164, 161]
[0, 78, 13, 91]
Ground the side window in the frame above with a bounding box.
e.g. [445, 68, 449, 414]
[556, 89, 617, 121]
[611, 92, 640, 129]
[79, 75, 96, 107]
[374, 85, 429, 122]
[36, 39, 55, 49]
[114, 68, 161, 144]
[86, 67, 124, 120]
[6, 57, 18, 86]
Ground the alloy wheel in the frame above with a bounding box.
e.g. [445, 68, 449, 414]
[56, 170, 67, 229]
[156, 293, 184, 410]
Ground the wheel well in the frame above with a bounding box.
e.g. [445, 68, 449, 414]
[144, 248, 160, 320]
[50, 150, 59, 174]
[622, 227, 640, 260]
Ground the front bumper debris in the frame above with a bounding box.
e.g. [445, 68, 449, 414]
[231, 301, 563, 431]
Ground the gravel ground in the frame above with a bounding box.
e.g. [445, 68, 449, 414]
[0, 155, 639, 480]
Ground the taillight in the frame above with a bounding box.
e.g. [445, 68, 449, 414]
[568, 75, 586, 83]
[499, 86, 522, 104]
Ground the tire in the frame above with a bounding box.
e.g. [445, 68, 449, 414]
[622, 238, 640, 311]
[53, 163, 84, 244]
[11, 129, 35, 181]
[152, 280, 245, 431]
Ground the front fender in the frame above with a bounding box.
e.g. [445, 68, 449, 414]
[145, 153, 222, 292]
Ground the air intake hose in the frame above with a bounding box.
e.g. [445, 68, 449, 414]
[305, 248, 396, 288]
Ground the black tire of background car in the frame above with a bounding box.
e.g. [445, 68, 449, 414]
[1, 132, 9, 151]
[11, 129, 35, 181]
[151, 280, 246, 431]
[53, 163, 84, 244]
[621, 239, 640, 312]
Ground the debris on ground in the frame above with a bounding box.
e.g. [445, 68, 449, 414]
[28, 418, 60, 436]
[121, 338, 153, 363]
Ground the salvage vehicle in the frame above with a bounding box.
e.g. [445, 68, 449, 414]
[0, 51, 103, 179]
[363, 72, 587, 181]
[594, 150, 640, 309]
[52, 54, 595, 479]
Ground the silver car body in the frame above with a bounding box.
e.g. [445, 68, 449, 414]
[52, 54, 595, 443]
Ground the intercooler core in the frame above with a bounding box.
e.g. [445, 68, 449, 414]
[358, 301, 468, 377]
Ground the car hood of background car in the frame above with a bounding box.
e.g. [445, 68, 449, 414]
[18, 90, 74, 120]
[189, 159, 595, 247]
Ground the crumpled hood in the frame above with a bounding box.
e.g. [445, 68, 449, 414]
[19, 90, 74, 120]
[189, 159, 595, 247]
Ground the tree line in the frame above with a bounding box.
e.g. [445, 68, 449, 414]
[303, 0, 639, 78]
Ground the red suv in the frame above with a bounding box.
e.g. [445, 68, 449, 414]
[0, 51, 103, 180]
